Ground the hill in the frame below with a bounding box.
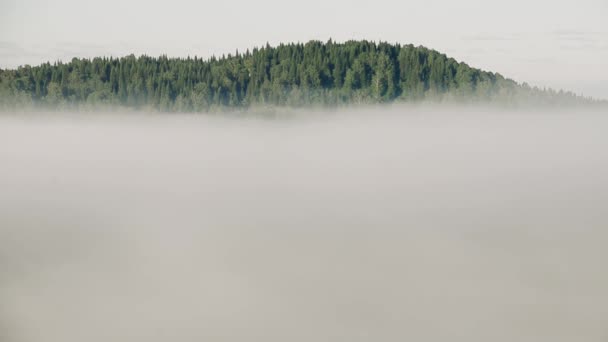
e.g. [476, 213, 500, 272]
[0, 40, 602, 111]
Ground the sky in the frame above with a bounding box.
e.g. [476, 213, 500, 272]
[1, 0, 607, 99]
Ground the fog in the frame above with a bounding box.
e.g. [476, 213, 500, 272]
[1, 106, 608, 342]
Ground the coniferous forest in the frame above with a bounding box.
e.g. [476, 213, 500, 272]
[0, 40, 601, 111]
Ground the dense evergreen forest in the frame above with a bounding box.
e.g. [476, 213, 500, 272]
[0, 40, 600, 111]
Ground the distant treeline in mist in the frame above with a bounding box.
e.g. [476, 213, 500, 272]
[0, 40, 601, 111]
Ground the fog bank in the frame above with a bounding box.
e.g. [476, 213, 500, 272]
[1, 107, 608, 341]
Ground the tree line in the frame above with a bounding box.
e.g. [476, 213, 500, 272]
[0, 40, 600, 111]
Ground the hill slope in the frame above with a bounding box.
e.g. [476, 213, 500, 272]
[0, 40, 601, 111]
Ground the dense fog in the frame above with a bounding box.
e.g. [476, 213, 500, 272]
[1, 106, 608, 341]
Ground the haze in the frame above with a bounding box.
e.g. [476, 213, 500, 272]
[1, 106, 608, 341]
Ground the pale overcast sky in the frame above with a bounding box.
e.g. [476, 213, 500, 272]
[1, 0, 607, 99]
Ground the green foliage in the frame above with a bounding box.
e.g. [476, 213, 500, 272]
[0, 40, 601, 112]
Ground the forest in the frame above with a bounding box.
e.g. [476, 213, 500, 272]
[0, 40, 600, 111]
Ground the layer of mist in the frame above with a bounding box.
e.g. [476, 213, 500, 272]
[1, 106, 608, 342]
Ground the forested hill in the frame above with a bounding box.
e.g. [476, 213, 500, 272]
[0, 40, 600, 111]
